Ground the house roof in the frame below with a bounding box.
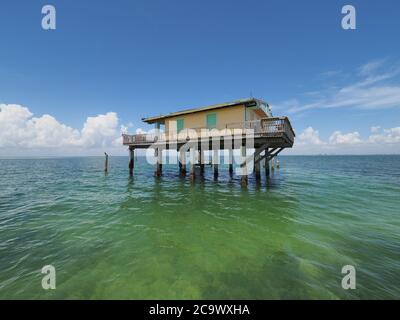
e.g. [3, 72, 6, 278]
[142, 98, 267, 124]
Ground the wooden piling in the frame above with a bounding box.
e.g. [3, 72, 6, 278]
[199, 150, 205, 176]
[189, 148, 196, 180]
[265, 149, 270, 177]
[240, 145, 248, 187]
[155, 148, 162, 177]
[179, 149, 186, 175]
[213, 149, 219, 179]
[228, 149, 233, 176]
[254, 155, 261, 181]
[128, 148, 134, 176]
[104, 152, 109, 173]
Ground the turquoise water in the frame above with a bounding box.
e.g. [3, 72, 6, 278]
[0, 155, 399, 299]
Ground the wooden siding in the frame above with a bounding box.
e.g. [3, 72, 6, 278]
[165, 104, 247, 132]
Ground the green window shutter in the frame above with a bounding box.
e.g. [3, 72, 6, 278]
[206, 113, 217, 129]
[176, 119, 184, 132]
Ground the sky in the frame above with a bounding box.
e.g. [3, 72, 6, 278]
[0, 0, 400, 156]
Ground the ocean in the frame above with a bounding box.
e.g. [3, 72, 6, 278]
[0, 155, 399, 299]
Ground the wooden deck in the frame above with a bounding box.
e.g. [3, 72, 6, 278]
[122, 117, 295, 150]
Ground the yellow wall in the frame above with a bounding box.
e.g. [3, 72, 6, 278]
[165, 104, 247, 132]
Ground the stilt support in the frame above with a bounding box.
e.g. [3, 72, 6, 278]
[179, 149, 186, 175]
[255, 154, 261, 181]
[228, 149, 233, 176]
[213, 149, 219, 179]
[190, 148, 196, 181]
[129, 148, 134, 176]
[155, 148, 162, 177]
[265, 149, 270, 177]
[199, 150, 205, 175]
[240, 145, 248, 187]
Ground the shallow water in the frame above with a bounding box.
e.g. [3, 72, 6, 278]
[0, 155, 399, 299]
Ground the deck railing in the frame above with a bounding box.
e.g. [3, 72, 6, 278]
[122, 117, 295, 145]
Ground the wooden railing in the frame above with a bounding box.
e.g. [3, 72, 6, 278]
[122, 117, 295, 145]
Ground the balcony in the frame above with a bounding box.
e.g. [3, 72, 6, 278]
[122, 117, 295, 148]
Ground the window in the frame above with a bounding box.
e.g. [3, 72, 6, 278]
[206, 113, 217, 129]
[176, 119, 184, 132]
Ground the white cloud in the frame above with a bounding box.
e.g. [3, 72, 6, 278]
[290, 126, 400, 154]
[0, 104, 131, 155]
[79, 112, 119, 147]
[136, 128, 147, 134]
[135, 127, 165, 135]
[0, 104, 78, 148]
[329, 131, 362, 145]
[368, 127, 400, 144]
[120, 122, 133, 135]
[298, 127, 323, 145]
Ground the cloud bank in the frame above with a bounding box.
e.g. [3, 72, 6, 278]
[0, 104, 127, 156]
[291, 126, 400, 155]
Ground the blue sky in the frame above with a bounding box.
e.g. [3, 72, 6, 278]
[1, 0, 400, 155]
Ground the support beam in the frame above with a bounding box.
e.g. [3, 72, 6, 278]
[228, 148, 233, 176]
[254, 147, 277, 165]
[213, 149, 219, 179]
[179, 149, 186, 175]
[189, 148, 196, 180]
[265, 148, 285, 162]
[240, 144, 269, 169]
[240, 145, 248, 187]
[253, 143, 269, 158]
[254, 154, 261, 181]
[265, 149, 270, 177]
[155, 148, 162, 177]
[129, 148, 134, 176]
[199, 149, 205, 175]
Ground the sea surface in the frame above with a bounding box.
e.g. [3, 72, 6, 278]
[0, 155, 399, 299]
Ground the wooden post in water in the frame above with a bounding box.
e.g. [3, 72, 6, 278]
[128, 148, 134, 176]
[254, 154, 261, 181]
[228, 148, 233, 176]
[189, 148, 196, 181]
[155, 148, 162, 177]
[199, 149, 205, 176]
[265, 149, 270, 177]
[104, 152, 109, 173]
[240, 145, 248, 187]
[213, 149, 219, 179]
[179, 148, 186, 175]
